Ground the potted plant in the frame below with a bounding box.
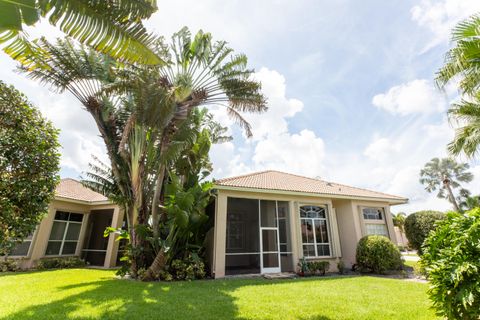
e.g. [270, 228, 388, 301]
[297, 257, 309, 276]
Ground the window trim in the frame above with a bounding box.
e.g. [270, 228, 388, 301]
[299, 204, 333, 258]
[45, 211, 84, 257]
[360, 206, 390, 238]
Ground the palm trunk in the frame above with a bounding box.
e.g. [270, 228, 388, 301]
[143, 249, 166, 281]
[443, 176, 460, 212]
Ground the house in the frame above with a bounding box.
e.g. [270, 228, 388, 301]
[9, 179, 124, 269]
[207, 170, 407, 278]
[9, 171, 407, 277]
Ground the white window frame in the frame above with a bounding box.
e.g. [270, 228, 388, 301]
[45, 211, 84, 257]
[299, 204, 332, 258]
[361, 207, 389, 237]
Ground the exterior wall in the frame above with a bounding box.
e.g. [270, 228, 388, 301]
[213, 189, 344, 278]
[213, 189, 400, 278]
[10, 199, 120, 269]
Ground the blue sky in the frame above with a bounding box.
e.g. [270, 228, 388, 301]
[2, 0, 480, 213]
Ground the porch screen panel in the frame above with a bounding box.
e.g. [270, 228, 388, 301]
[277, 201, 293, 272]
[225, 197, 260, 275]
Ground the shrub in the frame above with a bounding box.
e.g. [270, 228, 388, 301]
[421, 209, 480, 319]
[169, 255, 206, 280]
[307, 261, 330, 275]
[404, 210, 444, 254]
[356, 235, 403, 274]
[37, 257, 86, 269]
[0, 258, 20, 272]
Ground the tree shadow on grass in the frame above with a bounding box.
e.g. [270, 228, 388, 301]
[1, 273, 344, 320]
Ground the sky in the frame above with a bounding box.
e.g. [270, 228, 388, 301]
[2, 0, 480, 214]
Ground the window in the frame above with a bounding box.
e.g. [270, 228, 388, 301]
[300, 205, 331, 257]
[365, 224, 388, 236]
[362, 208, 383, 220]
[10, 233, 34, 256]
[362, 207, 388, 237]
[45, 211, 83, 256]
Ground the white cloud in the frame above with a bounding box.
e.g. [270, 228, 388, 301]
[372, 79, 447, 115]
[411, 0, 480, 51]
[210, 67, 325, 179]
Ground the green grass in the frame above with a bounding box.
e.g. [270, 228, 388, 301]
[404, 260, 419, 269]
[0, 269, 437, 320]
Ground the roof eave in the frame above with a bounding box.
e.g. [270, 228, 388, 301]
[213, 185, 408, 205]
[54, 195, 112, 206]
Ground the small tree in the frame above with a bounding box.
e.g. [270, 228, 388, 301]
[422, 209, 480, 319]
[0, 81, 60, 255]
[404, 211, 445, 255]
[419, 157, 473, 212]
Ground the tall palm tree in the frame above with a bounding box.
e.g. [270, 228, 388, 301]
[419, 157, 473, 212]
[446, 94, 480, 157]
[19, 28, 267, 279]
[436, 13, 480, 157]
[0, 0, 162, 65]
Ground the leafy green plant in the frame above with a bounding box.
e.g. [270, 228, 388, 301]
[404, 211, 445, 254]
[356, 235, 403, 274]
[297, 257, 309, 274]
[168, 254, 206, 281]
[37, 257, 86, 269]
[308, 261, 330, 275]
[421, 209, 480, 319]
[0, 258, 20, 272]
[0, 81, 60, 255]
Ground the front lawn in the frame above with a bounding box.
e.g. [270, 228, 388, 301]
[0, 269, 436, 319]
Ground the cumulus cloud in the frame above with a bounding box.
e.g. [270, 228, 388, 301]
[411, 0, 480, 51]
[372, 79, 447, 115]
[210, 67, 325, 179]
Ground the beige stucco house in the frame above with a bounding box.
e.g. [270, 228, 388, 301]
[10, 179, 124, 269]
[209, 170, 407, 278]
[10, 170, 407, 277]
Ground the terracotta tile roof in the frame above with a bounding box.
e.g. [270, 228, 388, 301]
[55, 178, 108, 203]
[215, 170, 407, 202]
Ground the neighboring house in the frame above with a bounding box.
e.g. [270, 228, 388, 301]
[9, 179, 124, 269]
[394, 226, 408, 247]
[207, 170, 407, 278]
[9, 171, 407, 277]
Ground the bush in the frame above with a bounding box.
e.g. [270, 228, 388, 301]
[356, 235, 403, 274]
[307, 261, 330, 275]
[404, 210, 444, 255]
[37, 257, 86, 269]
[0, 258, 20, 272]
[168, 255, 206, 281]
[421, 209, 480, 319]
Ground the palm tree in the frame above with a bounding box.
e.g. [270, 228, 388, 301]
[436, 14, 480, 157]
[419, 158, 473, 212]
[19, 28, 267, 279]
[0, 0, 162, 65]
[446, 94, 480, 158]
[459, 195, 480, 211]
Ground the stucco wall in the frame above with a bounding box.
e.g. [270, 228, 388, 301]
[213, 189, 400, 277]
[10, 199, 121, 269]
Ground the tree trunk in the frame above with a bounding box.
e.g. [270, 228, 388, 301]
[151, 164, 166, 239]
[443, 176, 460, 212]
[143, 248, 166, 281]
